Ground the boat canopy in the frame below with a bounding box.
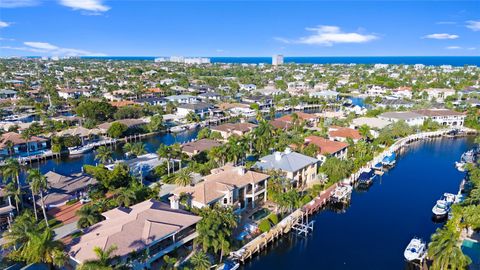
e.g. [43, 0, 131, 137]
[359, 170, 375, 181]
[382, 152, 396, 163]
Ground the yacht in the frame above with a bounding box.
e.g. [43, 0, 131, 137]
[404, 238, 426, 262]
[381, 152, 396, 166]
[432, 193, 458, 217]
[455, 161, 466, 172]
[170, 125, 185, 133]
[68, 145, 94, 156]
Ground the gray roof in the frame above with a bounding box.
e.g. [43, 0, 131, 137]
[254, 149, 319, 173]
[379, 111, 424, 120]
[0, 89, 17, 95]
[178, 102, 213, 110]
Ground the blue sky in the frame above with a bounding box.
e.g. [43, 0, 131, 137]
[0, 0, 479, 57]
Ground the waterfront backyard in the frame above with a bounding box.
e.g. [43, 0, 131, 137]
[242, 136, 475, 270]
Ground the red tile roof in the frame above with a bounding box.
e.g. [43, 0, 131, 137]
[305, 136, 349, 155]
[328, 127, 362, 140]
[277, 112, 318, 123]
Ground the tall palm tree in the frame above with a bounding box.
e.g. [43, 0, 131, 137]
[157, 144, 172, 176]
[21, 129, 33, 157]
[28, 169, 49, 227]
[2, 158, 23, 209]
[3, 211, 66, 268]
[26, 170, 39, 220]
[428, 226, 471, 270]
[20, 228, 66, 267]
[131, 142, 147, 157]
[173, 169, 193, 186]
[76, 205, 102, 229]
[5, 182, 21, 214]
[78, 245, 117, 270]
[190, 251, 211, 270]
[95, 146, 113, 164]
[115, 187, 136, 207]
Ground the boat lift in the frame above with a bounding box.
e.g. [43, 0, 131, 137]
[292, 212, 315, 237]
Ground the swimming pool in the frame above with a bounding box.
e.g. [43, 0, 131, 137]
[462, 239, 480, 268]
[250, 209, 271, 222]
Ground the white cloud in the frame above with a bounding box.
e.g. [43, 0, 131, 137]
[0, 0, 39, 8]
[446, 46, 462, 50]
[424, 33, 459, 40]
[466, 20, 480, 31]
[467, 47, 477, 51]
[1, 41, 106, 56]
[59, 0, 110, 13]
[0, 21, 11, 28]
[277, 25, 378, 46]
[24, 42, 59, 50]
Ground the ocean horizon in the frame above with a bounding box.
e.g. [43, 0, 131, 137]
[76, 56, 480, 66]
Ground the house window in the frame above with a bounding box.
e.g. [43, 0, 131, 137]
[223, 198, 228, 204]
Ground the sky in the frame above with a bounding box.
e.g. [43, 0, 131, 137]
[0, 0, 479, 57]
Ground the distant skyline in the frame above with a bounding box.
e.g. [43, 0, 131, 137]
[0, 1, 479, 57]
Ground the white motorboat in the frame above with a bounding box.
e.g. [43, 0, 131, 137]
[170, 125, 185, 133]
[432, 199, 450, 217]
[432, 193, 458, 217]
[455, 161, 466, 172]
[404, 238, 426, 261]
[68, 145, 94, 156]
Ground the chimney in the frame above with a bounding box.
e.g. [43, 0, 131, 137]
[237, 167, 245, 175]
[169, 195, 179, 210]
[284, 147, 292, 154]
[274, 151, 282, 161]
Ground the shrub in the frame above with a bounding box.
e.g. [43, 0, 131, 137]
[267, 213, 279, 225]
[258, 219, 271, 233]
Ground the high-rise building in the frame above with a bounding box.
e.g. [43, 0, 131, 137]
[272, 54, 284, 66]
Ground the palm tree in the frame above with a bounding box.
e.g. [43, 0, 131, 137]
[77, 205, 102, 229]
[5, 182, 21, 214]
[19, 228, 66, 267]
[190, 251, 211, 270]
[131, 142, 147, 157]
[428, 226, 471, 270]
[157, 144, 172, 176]
[2, 158, 23, 208]
[115, 187, 136, 207]
[95, 146, 113, 164]
[26, 170, 39, 220]
[21, 129, 33, 157]
[173, 169, 193, 186]
[27, 169, 49, 227]
[3, 211, 66, 268]
[78, 245, 118, 270]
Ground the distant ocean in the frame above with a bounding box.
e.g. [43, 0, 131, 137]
[79, 56, 480, 66]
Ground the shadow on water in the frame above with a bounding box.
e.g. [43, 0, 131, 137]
[241, 136, 475, 270]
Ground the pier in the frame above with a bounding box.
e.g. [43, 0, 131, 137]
[231, 127, 478, 265]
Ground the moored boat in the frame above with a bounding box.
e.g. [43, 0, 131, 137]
[68, 145, 94, 156]
[382, 152, 396, 166]
[404, 237, 426, 262]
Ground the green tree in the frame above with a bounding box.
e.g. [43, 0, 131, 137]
[78, 245, 118, 270]
[107, 122, 128, 139]
[428, 226, 471, 270]
[75, 100, 116, 122]
[77, 204, 103, 229]
[190, 251, 211, 270]
[3, 211, 66, 268]
[2, 158, 23, 209]
[115, 187, 136, 207]
[195, 205, 237, 262]
[27, 169, 49, 226]
[123, 142, 147, 157]
[147, 114, 164, 132]
[95, 146, 113, 164]
[173, 169, 193, 186]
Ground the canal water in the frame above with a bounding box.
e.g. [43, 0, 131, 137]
[24, 128, 200, 177]
[242, 136, 475, 270]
